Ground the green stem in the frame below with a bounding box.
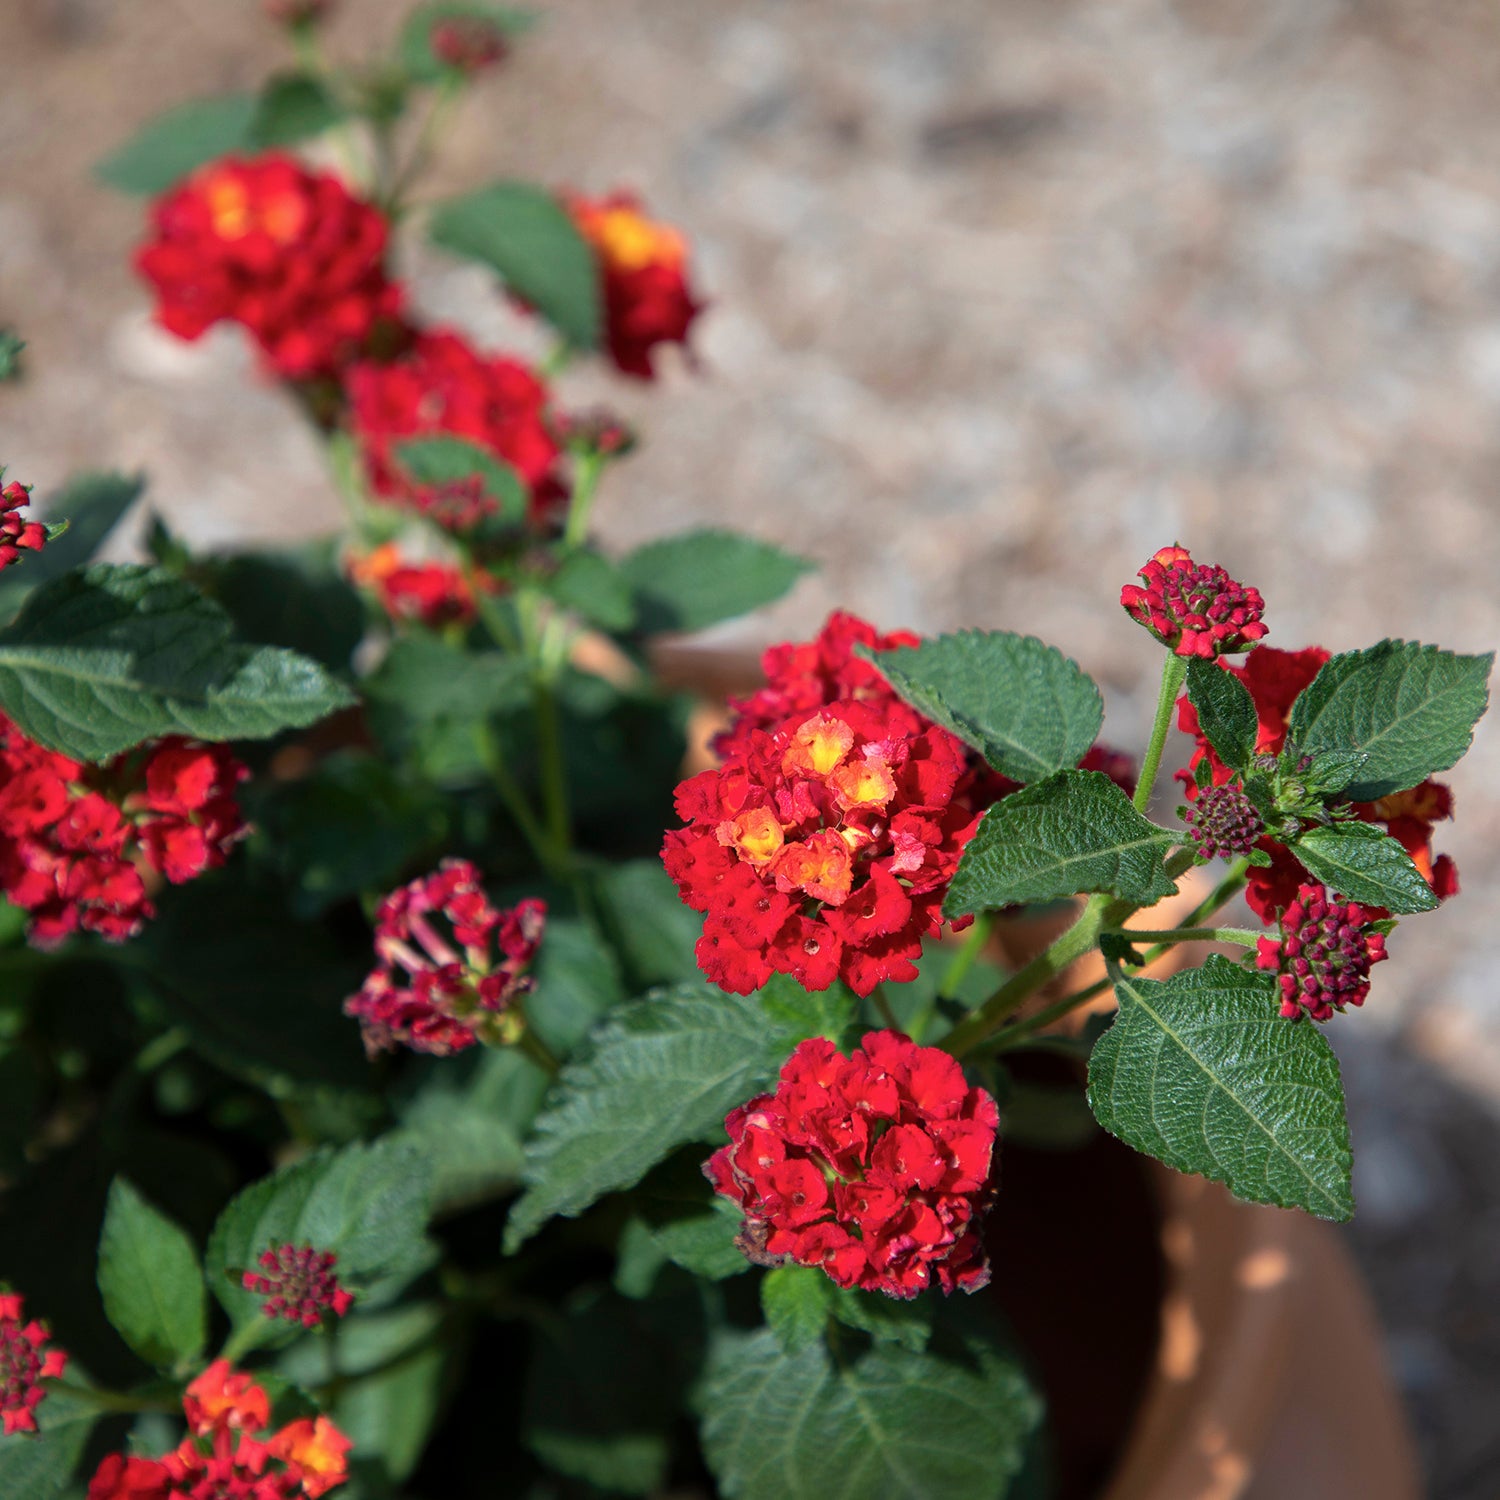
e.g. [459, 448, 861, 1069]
[1177, 856, 1251, 930]
[533, 679, 572, 863]
[989, 859, 1256, 1050]
[515, 1025, 559, 1076]
[1133, 653, 1188, 815]
[386, 73, 464, 213]
[938, 912, 994, 1000]
[219, 1317, 271, 1367]
[562, 453, 605, 551]
[471, 722, 556, 874]
[1107, 926, 1259, 948]
[47, 1381, 175, 1416]
[939, 895, 1112, 1059]
[870, 985, 901, 1032]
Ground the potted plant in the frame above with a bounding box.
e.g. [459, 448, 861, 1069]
[0, 5, 1483, 1497]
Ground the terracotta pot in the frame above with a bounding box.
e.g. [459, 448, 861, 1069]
[654, 643, 1422, 1500]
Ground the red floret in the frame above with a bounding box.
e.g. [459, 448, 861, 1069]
[0, 723, 248, 948]
[566, 191, 702, 379]
[1121, 545, 1267, 658]
[242, 1244, 354, 1328]
[344, 859, 545, 1056]
[706, 1031, 998, 1299]
[1256, 883, 1388, 1021]
[346, 330, 566, 532]
[136, 152, 403, 381]
[0, 1291, 66, 1436]
[665, 700, 979, 996]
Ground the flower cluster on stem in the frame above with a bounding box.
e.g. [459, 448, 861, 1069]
[242, 1244, 354, 1328]
[345, 859, 546, 1056]
[707, 1031, 998, 1299]
[0, 1291, 66, 1436]
[87, 1360, 351, 1499]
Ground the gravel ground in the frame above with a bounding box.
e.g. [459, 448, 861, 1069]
[4, 0, 1500, 1491]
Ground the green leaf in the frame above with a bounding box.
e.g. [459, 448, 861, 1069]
[1291, 821, 1440, 914]
[1185, 658, 1258, 773]
[867, 630, 1103, 785]
[0, 1387, 98, 1500]
[526, 915, 627, 1058]
[206, 1137, 432, 1332]
[0, 472, 142, 617]
[944, 769, 1177, 916]
[96, 95, 259, 194]
[398, 4, 537, 82]
[0, 330, 22, 381]
[1287, 640, 1492, 801]
[428, 180, 601, 348]
[248, 753, 446, 918]
[521, 1287, 687, 1495]
[136, 871, 370, 1091]
[547, 549, 637, 632]
[362, 635, 528, 725]
[251, 72, 346, 146]
[762, 1266, 836, 1351]
[504, 982, 852, 1252]
[396, 1047, 548, 1213]
[1087, 956, 1354, 1220]
[0, 564, 355, 760]
[329, 1338, 447, 1482]
[700, 1326, 1042, 1500]
[392, 436, 526, 524]
[644, 1193, 748, 1282]
[762, 1265, 935, 1355]
[620, 530, 814, 635]
[594, 858, 705, 990]
[198, 543, 366, 672]
[97, 1177, 206, 1369]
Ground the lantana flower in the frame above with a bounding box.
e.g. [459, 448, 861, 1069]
[0, 1290, 66, 1435]
[345, 859, 546, 1056]
[88, 1361, 351, 1499]
[664, 700, 979, 996]
[1256, 883, 1388, 1021]
[566, 192, 702, 379]
[1121, 545, 1268, 658]
[1176, 645, 1458, 921]
[349, 542, 490, 629]
[706, 1031, 998, 1299]
[136, 153, 403, 381]
[0, 480, 47, 571]
[242, 1244, 354, 1327]
[346, 330, 565, 531]
[0, 722, 248, 947]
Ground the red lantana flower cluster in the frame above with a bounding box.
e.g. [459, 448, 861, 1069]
[706, 1031, 997, 1299]
[0, 1290, 66, 1436]
[567, 192, 702, 379]
[345, 859, 546, 1056]
[1121, 545, 1268, 659]
[242, 1244, 354, 1328]
[347, 331, 565, 532]
[0, 480, 47, 571]
[1177, 645, 1459, 922]
[1256, 883, 1389, 1022]
[0, 722, 247, 946]
[137, 154, 403, 381]
[349, 542, 490, 629]
[430, 15, 509, 72]
[87, 1361, 351, 1500]
[665, 701, 978, 997]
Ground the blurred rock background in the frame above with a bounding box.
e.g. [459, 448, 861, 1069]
[3, 0, 1500, 1492]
